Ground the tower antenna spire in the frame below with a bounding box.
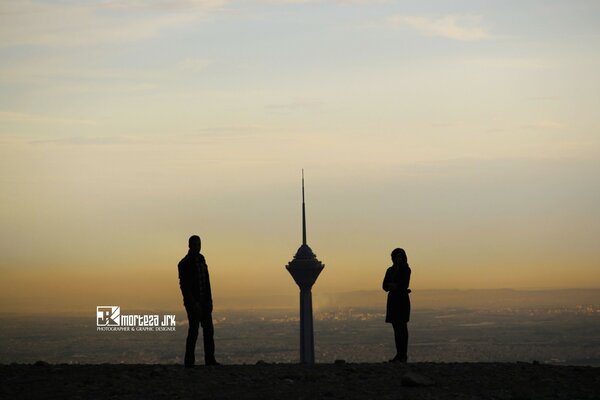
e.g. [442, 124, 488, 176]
[302, 169, 307, 245]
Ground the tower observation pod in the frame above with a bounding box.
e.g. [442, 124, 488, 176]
[285, 170, 325, 364]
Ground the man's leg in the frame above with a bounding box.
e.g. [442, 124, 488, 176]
[200, 311, 216, 365]
[184, 307, 200, 367]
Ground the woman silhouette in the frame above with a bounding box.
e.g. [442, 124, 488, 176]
[382, 248, 412, 362]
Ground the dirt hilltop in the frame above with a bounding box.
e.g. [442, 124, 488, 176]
[1, 362, 598, 399]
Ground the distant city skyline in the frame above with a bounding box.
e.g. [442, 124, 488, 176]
[2, 301, 599, 365]
[1, 1, 599, 313]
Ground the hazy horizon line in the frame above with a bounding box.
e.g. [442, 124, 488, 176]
[2, 287, 598, 316]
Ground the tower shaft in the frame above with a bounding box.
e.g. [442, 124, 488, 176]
[299, 288, 315, 364]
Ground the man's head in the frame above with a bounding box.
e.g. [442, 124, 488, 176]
[188, 235, 201, 254]
[391, 248, 407, 265]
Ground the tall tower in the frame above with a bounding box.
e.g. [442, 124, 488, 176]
[285, 170, 325, 364]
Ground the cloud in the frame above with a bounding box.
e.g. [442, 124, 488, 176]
[389, 14, 489, 41]
[30, 135, 146, 146]
[178, 58, 212, 72]
[260, 0, 386, 3]
[195, 125, 266, 137]
[522, 120, 565, 130]
[462, 57, 551, 71]
[485, 120, 566, 135]
[0, 0, 228, 48]
[0, 0, 389, 48]
[265, 98, 322, 112]
[0, 111, 95, 125]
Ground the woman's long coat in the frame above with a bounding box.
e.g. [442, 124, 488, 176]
[382, 264, 411, 323]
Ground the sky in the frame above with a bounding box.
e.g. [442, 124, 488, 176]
[0, 0, 599, 313]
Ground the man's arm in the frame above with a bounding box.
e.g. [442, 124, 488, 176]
[203, 256, 214, 313]
[178, 260, 197, 306]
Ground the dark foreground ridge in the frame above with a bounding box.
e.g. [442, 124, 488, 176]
[1, 362, 598, 399]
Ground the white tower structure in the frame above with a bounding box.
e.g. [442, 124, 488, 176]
[285, 170, 325, 364]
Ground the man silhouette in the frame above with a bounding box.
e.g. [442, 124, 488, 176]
[178, 235, 219, 367]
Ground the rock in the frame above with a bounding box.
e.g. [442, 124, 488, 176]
[334, 359, 346, 365]
[401, 371, 435, 387]
[511, 387, 532, 400]
[33, 361, 49, 367]
[1, 362, 597, 400]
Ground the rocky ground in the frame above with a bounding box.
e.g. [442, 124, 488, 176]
[1, 361, 598, 399]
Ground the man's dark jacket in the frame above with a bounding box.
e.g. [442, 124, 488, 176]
[178, 253, 213, 310]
